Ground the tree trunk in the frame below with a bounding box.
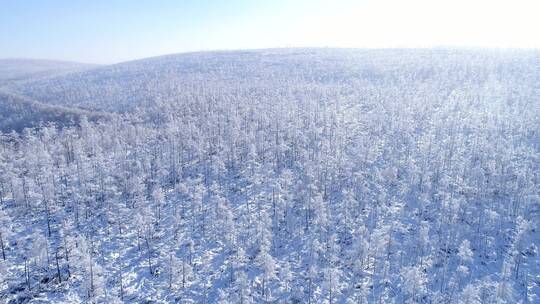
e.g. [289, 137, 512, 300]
[63, 237, 70, 277]
[55, 251, 62, 283]
[24, 257, 31, 290]
[169, 255, 173, 289]
[46, 202, 52, 237]
[89, 254, 94, 298]
[0, 232, 5, 260]
[145, 237, 153, 275]
[182, 261, 186, 288]
[119, 268, 124, 300]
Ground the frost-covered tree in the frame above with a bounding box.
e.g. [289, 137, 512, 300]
[0, 209, 11, 261]
[401, 265, 427, 303]
[459, 284, 481, 304]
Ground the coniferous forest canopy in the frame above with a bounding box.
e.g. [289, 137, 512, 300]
[0, 49, 539, 303]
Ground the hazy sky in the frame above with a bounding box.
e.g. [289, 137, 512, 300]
[1, 0, 539, 63]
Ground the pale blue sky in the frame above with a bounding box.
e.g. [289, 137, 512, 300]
[1, 0, 539, 63]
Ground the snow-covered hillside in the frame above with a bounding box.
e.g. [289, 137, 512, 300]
[0, 89, 109, 132]
[0, 48, 539, 303]
[0, 59, 102, 132]
[7, 48, 540, 113]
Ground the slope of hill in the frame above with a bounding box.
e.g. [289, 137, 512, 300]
[0, 49, 539, 303]
[8, 48, 540, 114]
[0, 59, 101, 132]
[0, 89, 109, 132]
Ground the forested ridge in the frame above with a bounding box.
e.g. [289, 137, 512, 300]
[0, 49, 539, 303]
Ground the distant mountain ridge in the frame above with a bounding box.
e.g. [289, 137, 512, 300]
[0, 58, 98, 87]
[6, 48, 540, 112]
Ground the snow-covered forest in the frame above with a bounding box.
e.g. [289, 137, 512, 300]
[0, 49, 539, 303]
